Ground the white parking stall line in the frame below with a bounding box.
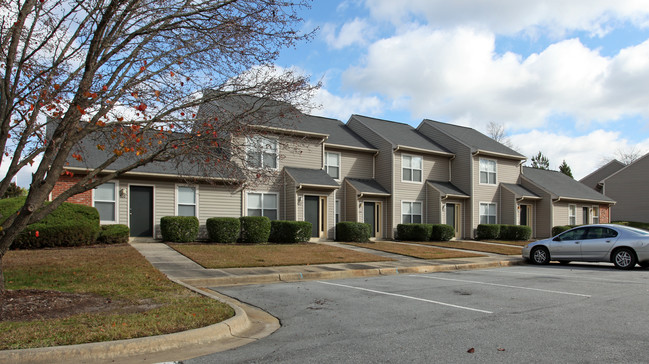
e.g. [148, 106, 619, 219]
[316, 281, 493, 314]
[498, 268, 649, 285]
[410, 275, 591, 298]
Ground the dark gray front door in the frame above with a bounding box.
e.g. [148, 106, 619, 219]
[520, 205, 528, 226]
[583, 207, 589, 224]
[305, 196, 319, 237]
[446, 203, 456, 230]
[130, 186, 153, 237]
[364, 202, 375, 237]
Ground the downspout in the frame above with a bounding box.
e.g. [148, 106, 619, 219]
[448, 155, 456, 182]
[372, 150, 379, 179]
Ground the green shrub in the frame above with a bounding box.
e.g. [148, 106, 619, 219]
[552, 225, 576, 236]
[97, 224, 130, 244]
[476, 224, 500, 240]
[432, 224, 455, 241]
[206, 217, 240, 244]
[239, 216, 271, 244]
[1, 197, 101, 249]
[397, 224, 433, 241]
[336, 222, 371, 242]
[160, 216, 199, 243]
[499, 224, 532, 241]
[269, 220, 312, 244]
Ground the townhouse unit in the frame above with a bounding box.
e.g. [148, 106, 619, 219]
[51, 97, 615, 240]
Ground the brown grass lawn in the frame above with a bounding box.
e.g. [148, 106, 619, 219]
[482, 240, 530, 247]
[417, 241, 523, 255]
[1, 244, 234, 350]
[169, 243, 395, 269]
[347, 241, 485, 259]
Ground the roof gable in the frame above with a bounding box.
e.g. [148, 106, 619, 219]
[579, 159, 625, 189]
[522, 166, 614, 203]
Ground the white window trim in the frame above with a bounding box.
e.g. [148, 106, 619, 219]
[246, 136, 279, 170]
[335, 199, 341, 224]
[246, 191, 279, 219]
[401, 200, 423, 224]
[479, 158, 497, 186]
[93, 181, 118, 224]
[479, 202, 497, 224]
[569, 204, 576, 225]
[401, 154, 423, 184]
[592, 205, 600, 224]
[175, 184, 199, 218]
[325, 151, 342, 180]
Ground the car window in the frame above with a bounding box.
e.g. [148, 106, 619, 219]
[558, 228, 587, 241]
[602, 228, 618, 238]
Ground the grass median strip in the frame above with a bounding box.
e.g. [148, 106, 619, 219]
[169, 243, 394, 269]
[1, 244, 234, 350]
[415, 241, 523, 255]
[346, 242, 485, 259]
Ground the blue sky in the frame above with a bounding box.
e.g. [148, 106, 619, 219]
[275, 0, 649, 179]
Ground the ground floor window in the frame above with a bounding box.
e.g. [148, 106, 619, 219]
[177, 186, 197, 217]
[402, 201, 422, 224]
[479, 202, 496, 224]
[335, 199, 341, 225]
[569, 204, 576, 225]
[592, 206, 599, 224]
[94, 182, 116, 223]
[247, 192, 278, 220]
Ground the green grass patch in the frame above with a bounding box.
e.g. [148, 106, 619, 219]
[347, 241, 485, 259]
[169, 243, 394, 269]
[1, 244, 234, 350]
[417, 241, 523, 255]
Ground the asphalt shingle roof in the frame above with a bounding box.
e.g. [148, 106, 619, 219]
[346, 178, 390, 196]
[284, 167, 339, 188]
[426, 180, 469, 198]
[501, 183, 541, 199]
[421, 119, 525, 159]
[350, 115, 451, 154]
[579, 159, 625, 189]
[522, 167, 615, 203]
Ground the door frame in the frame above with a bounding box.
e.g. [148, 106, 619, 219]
[303, 194, 327, 238]
[128, 184, 155, 238]
[362, 200, 382, 238]
[445, 202, 462, 239]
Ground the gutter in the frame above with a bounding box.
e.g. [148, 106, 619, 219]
[472, 149, 526, 161]
[394, 144, 454, 157]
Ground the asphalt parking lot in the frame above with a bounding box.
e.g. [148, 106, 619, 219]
[189, 263, 649, 363]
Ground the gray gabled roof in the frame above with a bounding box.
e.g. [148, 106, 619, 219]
[501, 183, 541, 199]
[522, 167, 615, 203]
[346, 178, 391, 196]
[294, 115, 377, 150]
[579, 159, 625, 190]
[350, 115, 452, 155]
[420, 119, 526, 160]
[426, 180, 469, 198]
[284, 167, 339, 189]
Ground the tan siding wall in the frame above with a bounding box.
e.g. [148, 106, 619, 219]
[285, 175, 296, 221]
[605, 155, 649, 222]
[333, 148, 374, 179]
[501, 188, 516, 225]
[472, 157, 521, 232]
[280, 135, 323, 169]
[345, 180, 358, 222]
[520, 178, 553, 238]
[427, 186, 442, 224]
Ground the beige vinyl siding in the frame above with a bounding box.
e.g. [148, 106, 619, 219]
[519, 179, 552, 238]
[335, 148, 374, 179]
[284, 174, 297, 221]
[604, 154, 649, 222]
[427, 186, 442, 224]
[472, 157, 521, 229]
[500, 188, 516, 225]
[345, 180, 358, 222]
[280, 135, 323, 169]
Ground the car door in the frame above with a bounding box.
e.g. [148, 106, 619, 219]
[580, 227, 619, 260]
[549, 227, 588, 259]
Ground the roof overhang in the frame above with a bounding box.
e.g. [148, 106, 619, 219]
[472, 149, 526, 161]
[394, 145, 454, 157]
[250, 125, 329, 140]
[553, 196, 616, 205]
[62, 166, 241, 183]
[296, 183, 340, 190]
[324, 143, 379, 153]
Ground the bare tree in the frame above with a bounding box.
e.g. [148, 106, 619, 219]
[615, 146, 644, 165]
[486, 121, 514, 149]
[0, 0, 318, 292]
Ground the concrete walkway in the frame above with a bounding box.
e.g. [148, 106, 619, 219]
[2, 240, 524, 363]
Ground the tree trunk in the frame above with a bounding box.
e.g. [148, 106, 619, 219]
[0, 255, 5, 294]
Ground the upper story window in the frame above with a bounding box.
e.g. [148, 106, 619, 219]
[569, 204, 576, 225]
[177, 186, 197, 217]
[479, 158, 497, 185]
[247, 192, 278, 220]
[246, 136, 278, 169]
[325, 152, 340, 179]
[402, 155, 422, 183]
[94, 182, 116, 223]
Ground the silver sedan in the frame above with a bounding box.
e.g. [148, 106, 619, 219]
[522, 224, 649, 269]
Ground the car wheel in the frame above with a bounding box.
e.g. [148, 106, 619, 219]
[558, 260, 571, 265]
[612, 248, 637, 270]
[531, 247, 550, 265]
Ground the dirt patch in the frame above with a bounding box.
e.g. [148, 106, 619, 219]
[0, 290, 161, 322]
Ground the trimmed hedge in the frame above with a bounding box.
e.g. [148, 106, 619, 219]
[432, 224, 455, 241]
[160, 216, 199, 243]
[499, 225, 532, 241]
[336, 222, 371, 243]
[476, 224, 501, 240]
[552, 225, 577, 236]
[397, 224, 433, 241]
[206, 217, 240, 244]
[269, 220, 312, 244]
[240, 216, 271, 244]
[97, 224, 130, 244]
[1, 197, 101, 249]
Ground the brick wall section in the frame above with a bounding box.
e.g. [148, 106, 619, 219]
[51, 174, 92, 206]
[599, 205, 610, 223]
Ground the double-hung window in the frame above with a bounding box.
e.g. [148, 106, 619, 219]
[479, 202, 497, 224]
[247, 136, 278, 169]
[247, 192, 278, 220]
[479, 159, 497, 185]
[402, 155, 422, 182]
[177, 186, 197, 217]
[325, 152, 340, 179]
[592, 206, 599, 224]
[569, 204, 576, 225]
[94, 182, 116, 223]
[402, 201, 422, 224]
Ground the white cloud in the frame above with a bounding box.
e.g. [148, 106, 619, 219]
[510, 129, 649, 179]
[364, 0, 649, 36]
[311, 88, 383, 121]
[323, 18, 374, 49]
[342, 26, 649, 131]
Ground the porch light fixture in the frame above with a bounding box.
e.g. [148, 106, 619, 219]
[298, 196, 302, 205]
[119, 188, 128, 198]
